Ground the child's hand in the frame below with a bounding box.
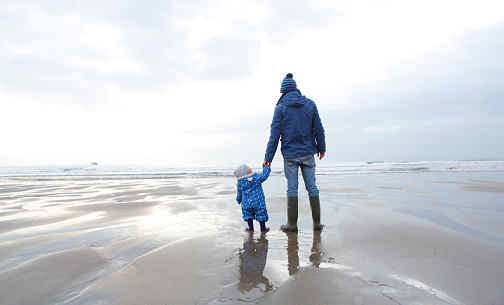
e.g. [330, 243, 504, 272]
[238, 202, 241, 205]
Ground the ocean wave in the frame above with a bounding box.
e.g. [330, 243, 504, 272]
[1, 160, 503, 181]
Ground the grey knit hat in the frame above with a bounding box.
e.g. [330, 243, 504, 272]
[234, 164, 248, 179]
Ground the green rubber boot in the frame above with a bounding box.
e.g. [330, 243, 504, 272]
[280, 197, 298, 232]
[309, 196, 324, 230]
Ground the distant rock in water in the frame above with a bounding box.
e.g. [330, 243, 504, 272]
[91, 162, 98, 165]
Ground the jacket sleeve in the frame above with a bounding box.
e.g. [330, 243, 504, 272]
[264, 107, 282, 162]
[256, 167, 271, 183]
[236, 184, 242, 203]
[312, 104, 326, 153]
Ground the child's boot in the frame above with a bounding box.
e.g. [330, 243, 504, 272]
[260, 221, 269, 232]
[245, 219, 254, 232]
[280, 197, 298, 232]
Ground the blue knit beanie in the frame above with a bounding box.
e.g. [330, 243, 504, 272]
[280, 73, 297, 93]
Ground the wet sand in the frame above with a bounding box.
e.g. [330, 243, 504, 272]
[1, 172, 504, 304]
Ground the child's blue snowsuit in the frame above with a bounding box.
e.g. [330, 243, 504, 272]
[236, 167, 271, 222]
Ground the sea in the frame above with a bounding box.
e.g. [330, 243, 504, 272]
[0, 160, 503, 181]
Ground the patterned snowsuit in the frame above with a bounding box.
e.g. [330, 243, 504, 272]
[236, 167, 271, 222]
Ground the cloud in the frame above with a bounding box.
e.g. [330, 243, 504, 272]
[194, 31, 263, 81]
[192, 18, 504, 162]
[0, 0, 344, 108]
[332, 21, 504, 124]
[0, 1, 221, 106]
[258, 0, 344, 43]
[0, 0, 342, 107]
[2, 0, 503, 165]
[316, 21, 504, 160]
[363, 125, 400, 132]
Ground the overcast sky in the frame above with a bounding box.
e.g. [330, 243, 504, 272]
[1, 0, 504, 166]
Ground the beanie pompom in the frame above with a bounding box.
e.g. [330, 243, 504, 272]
[286, 73, 293, 78]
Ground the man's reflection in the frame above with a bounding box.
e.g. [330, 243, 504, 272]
[238, 232, 272, 293]
[285, 231, 299, 275]
[310, 230, 323, 267]
[285, 230, 323, 275]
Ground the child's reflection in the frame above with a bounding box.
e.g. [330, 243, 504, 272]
[285, 231, 299, 275]
[285, 230, 323, 275]
[238, 232, 272, 293]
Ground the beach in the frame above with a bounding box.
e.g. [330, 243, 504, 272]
[1, 169, 504, 304]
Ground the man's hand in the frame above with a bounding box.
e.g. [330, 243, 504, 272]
[262, 161, 271, 168]
[317, 152, 325, 160]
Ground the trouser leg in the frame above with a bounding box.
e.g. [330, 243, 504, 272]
[300, 155, 319, 197]
[284, 158, 299, 197]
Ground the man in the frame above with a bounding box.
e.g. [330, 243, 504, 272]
[263, 73, 326, 231]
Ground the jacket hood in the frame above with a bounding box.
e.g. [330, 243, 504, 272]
[236, 173, 256, 191]
[278, 89, 306, 107]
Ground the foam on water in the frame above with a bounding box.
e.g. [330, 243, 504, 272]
[1, 160, 503, 181]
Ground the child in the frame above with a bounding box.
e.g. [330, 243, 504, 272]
[234, 164, 271, 232]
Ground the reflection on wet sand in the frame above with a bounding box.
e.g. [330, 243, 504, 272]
[285, 232, 299, 275]
[285, 230, 323, 275]
[310, 230, 323, 267]
[238, 232, 272, 294]
[234, 230, 324, 303]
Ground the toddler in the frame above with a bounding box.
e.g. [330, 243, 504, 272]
[234, 164, 271, 232]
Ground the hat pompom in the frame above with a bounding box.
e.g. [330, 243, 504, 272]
[286, 73, 293, 78]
